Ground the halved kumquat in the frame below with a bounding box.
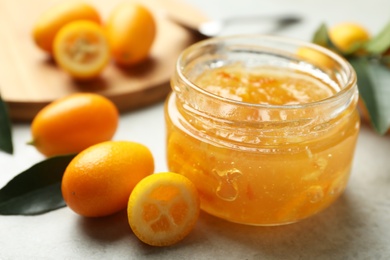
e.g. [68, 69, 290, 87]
[53, 20, 110, 80]
[127, 172, 200, 247]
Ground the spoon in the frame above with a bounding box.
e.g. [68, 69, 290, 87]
[167, 13, 302, 38]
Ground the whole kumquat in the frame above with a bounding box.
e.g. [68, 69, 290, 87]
[105, 2, 156, 66]
[296, 47, 336, 69]
[62, 141, 155, 217]
[329, 22, 370, 54]
[32, 0, 101, 54]
[30, 93, 119, 157]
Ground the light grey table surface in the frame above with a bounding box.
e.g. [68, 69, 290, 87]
[1, 0, 390, 259]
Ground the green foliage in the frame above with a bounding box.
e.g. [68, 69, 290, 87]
[0, 154, 76, 215]
[312, 22, 390, 134]
[0, 94, 13, 154]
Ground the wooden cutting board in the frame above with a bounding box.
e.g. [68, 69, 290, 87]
[0, 0, 208, 121]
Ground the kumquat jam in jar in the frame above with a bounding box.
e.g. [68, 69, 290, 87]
[165, 35, 360, 226]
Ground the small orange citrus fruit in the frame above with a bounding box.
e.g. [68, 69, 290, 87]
[329, 22, 370, 54]
[53, 20, 110, 80]
[127, 172, 200, 246]
[30, 93, 119, 157]
[105, 2, 156, 66]
[296, 46, 336, 69]
[62, 141, 155, 217]
[33, 0, 101, 54]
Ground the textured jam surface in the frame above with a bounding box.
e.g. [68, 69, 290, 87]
[166, 65, 359, 225]
[195, 66, 337, 104]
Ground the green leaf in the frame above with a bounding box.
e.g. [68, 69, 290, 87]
[0, 94, 13, 154]
[311, 23, 341, 52]
[380, 55, 390, 66]
[0, 154, 76, 215]
[366, 21, 390, 55]
[349, 58, 390, 134]
[365, 61, 390, 134]
[312, 23, 331, 47]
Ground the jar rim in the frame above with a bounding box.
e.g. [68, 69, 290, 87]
[176, 34, 357, 110]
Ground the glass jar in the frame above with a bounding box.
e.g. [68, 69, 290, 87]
[165, 35, 359, 226]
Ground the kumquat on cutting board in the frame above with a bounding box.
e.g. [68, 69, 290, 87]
[32, 0, 157, 80]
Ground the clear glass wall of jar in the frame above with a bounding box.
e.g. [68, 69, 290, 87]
[165, 35, 360, 226]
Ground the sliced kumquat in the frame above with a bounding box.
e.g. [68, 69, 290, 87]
[53, 20, 109, 80]
[127, 172, 200, 247]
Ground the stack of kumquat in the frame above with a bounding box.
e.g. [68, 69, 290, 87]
[28, 91, 200, 247]
[32, 0, 156, 80]
[27, 91, 200, 247]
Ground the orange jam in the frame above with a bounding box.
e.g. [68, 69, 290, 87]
[195, 66, 336, 105]
[165, 36, 359, 225]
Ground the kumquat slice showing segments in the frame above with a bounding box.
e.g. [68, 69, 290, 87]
[53, 20, 110, 80]
[127, 172, 200, 247]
